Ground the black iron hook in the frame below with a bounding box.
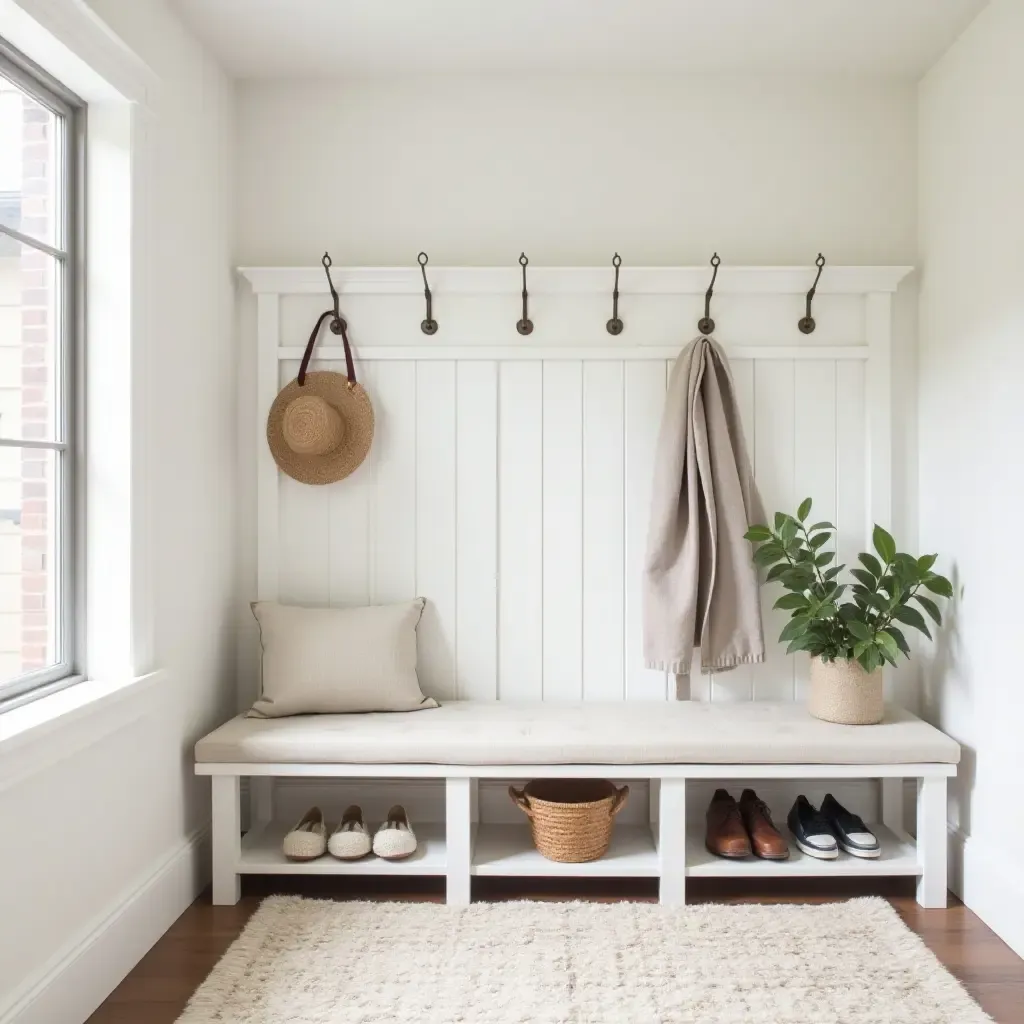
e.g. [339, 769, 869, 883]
[798, 253, 826, 334]
[697, 253, 720, 336]
[516, 252, 533, 335]
[321, 251, 347, 335]
[418, 252, 438, 335]
[606, 253, 623, 335]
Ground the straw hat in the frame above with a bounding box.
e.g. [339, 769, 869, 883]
[267, 301, 374, 486]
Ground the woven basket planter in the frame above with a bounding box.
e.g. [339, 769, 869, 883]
[509, 779, 629, 863]
[809, 656, 884, 725]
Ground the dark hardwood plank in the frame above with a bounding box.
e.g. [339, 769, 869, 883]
[86, 878, 1024, 1024]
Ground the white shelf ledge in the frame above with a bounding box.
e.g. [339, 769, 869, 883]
[471, 824, 659, 877]
[237, 821, 447, 875]
[686, 824, 920, 878]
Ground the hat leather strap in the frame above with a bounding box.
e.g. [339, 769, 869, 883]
[297, 310, 357, 388]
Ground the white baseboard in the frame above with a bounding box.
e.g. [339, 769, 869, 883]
[0, 827, 210, 1024]
[948, 826, 1024, 959]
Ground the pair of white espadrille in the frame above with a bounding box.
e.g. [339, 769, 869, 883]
[282, 805, 417, 862]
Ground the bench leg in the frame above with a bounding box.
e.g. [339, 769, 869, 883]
[916, 776, 948, 908]
[211, 775, 241, 906]
[658, 778, 687, 906]
[446, 777, 472, 906]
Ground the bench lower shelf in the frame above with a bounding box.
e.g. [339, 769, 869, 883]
[685, 824, 920, 877]
[238, 821, 448, 875]
[472, 825, 659, 876]
[237, 821, 918, 880]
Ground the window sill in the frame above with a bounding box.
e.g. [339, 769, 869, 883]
[0, 671, 163, 789]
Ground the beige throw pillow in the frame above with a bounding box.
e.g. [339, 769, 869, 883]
[248, 599, 437, 718]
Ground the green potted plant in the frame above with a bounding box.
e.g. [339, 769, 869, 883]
[745, 498, 953, 725]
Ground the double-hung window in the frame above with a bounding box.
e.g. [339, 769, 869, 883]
[0, 41, 81, 707]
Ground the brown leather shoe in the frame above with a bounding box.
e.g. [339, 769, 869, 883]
[705, 789, 752, 859]
[739, 788, 790, 860]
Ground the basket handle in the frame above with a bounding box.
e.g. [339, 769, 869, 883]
[509, 785, 533, 818]
[610, 785, 630, 817]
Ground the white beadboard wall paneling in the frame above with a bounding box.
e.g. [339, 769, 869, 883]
[753, 360, 797, 701]
[624, 360, 670, 701]
[368, 361, 417, 603]
[455, 361, 499, 700]
[712, 357, 756, 703]
[414, 361, 458, 701]
[327, 438, 373, 610]
[542, 362, 584, 700]
[835, 361, 868, 585]
[582, 361, 626, 701]
[244, 265, 907, 708]
[276, 361, 331, 606]
[793, 361, 838, 701]
[278, 474, 331, 605]
[498, 362, 543, 700]
[865, 292, 896, 703]
[255, 293, 281, 601]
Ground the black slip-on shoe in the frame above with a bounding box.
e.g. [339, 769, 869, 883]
[787, 795, 839, 860]
[820, 793, 881, 859]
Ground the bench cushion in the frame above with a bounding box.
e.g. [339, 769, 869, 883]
[194, 701, 960, 766]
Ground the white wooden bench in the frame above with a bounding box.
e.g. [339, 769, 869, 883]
[194, 701, 959, 909]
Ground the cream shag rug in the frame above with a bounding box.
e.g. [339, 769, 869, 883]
[178, 896, 990, 1024]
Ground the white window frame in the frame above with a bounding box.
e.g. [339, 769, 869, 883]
[0, 37, 83, 710]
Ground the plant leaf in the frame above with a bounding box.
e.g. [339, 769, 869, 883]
[774, 511, 788, 532]
[858, 645, 882, 673]
[923, 574, 953, 598]
[914, 594, 942, 626]
[775, 593, 809, 611]
[744, 525, 773, 543]
[918, 553, 938, 573]
[850, 568, 877, 591]
[809, 533, 830, 550]
[782, 570, 814, 593]
[892, 603, 932, 638]
[894, 553, 921, 581]
[858, 552, 882, 578]
[779, 619, 808, 643]
[753, 544, 784, 567]
[873, 524, 897, 564]
[780, 518, 798, 545]
[848, 619, 872, 641]
[765, 562, 789, 583]
[876, 630, 900, 660]
[823, 565, 844, 581]
[797, 497, 812, 522]
[886, 625, 911, 656]
[808, 521, 835, 532]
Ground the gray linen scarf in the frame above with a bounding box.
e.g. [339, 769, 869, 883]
[643, 337, 765, 676]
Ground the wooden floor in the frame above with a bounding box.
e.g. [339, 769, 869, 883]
[87, 876, 1024, 1024]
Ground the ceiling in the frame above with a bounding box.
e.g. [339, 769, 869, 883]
[171, 0, 987, 80]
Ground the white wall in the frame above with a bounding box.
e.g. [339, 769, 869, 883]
[0, 2, 237, 1020]
[235, 74, 922, 706]
[918, 0, 1024, 958]
[236, 75, 917, 268]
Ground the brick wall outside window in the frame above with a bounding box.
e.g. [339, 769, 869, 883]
[19, 95, 52, 671]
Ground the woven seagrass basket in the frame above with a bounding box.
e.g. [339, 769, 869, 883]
[509, 779, 629, 863]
